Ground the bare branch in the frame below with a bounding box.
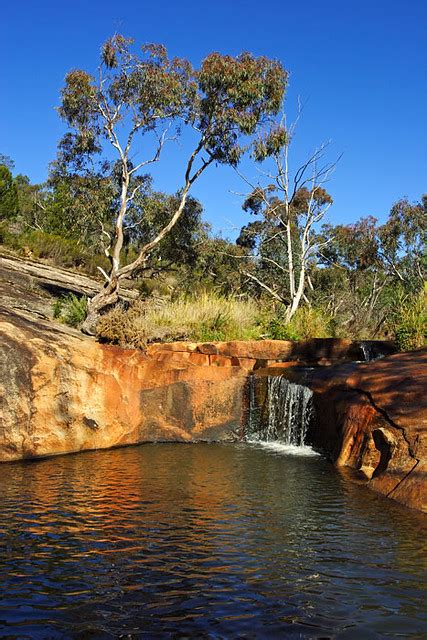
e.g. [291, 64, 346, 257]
[243, 270, 288, 304]
[97, 266, 111, 282]
[100, 222, 112, 260]
[117, 137, 212, 279]
[128, 125, 172, 175]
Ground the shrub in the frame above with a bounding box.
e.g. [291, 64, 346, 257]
[53, 293, 88, 327]
[263, 305, 334, 341]
[96, 295, 342, 349]
[95, 301, 152, 349]
[263, 315, 300, 341]
[0, 227, 110, 276]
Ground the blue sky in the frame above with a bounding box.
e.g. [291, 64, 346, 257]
[1, 0, 426, 238]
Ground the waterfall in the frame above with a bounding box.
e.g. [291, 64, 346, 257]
[247, 375, 315, 449]
[360, 341, 376, 362]
[359, 340, 395, 362]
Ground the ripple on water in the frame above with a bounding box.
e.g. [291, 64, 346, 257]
[0, 443, 426, 638]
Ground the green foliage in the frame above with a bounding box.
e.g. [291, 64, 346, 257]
[96, 294, 340, 349]
[263, 306, 334, 341]
[58, 36, 195, 162]
[318, 216, 379, 274]
[312, 195, 427, 341]
[0, 154, 14, 170]
[125, 191, 205, 271]
[40, 173, 115, 248]
[58, 38, 288, 172]
[264, 316, 301, 341]
[53, 294, 88, 327]
[2, 42, 424, 349]
[137, 275, 175, 299]
[388, 286, 426, 351]
[0, 221, 18, 247]
[378, 195, 426, 291]
[13, 174, 42, 224]
[54, 34, 288, 318]
[22, 231, 87, 266]
[253, 125, 288, 161]
[183, 235, 248, 295]
[237, 176, 334, 312]
[0, 226, 110, 276]
[197, 51, 287, 164]
[0, 165, 18, 218]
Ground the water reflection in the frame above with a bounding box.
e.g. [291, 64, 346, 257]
[0, 444, 426, 638]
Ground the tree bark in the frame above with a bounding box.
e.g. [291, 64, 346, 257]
[81, 139, 212, 335]
[81, 276, 120, 335]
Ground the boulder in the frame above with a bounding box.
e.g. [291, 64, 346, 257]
[0, 308, 247, 461]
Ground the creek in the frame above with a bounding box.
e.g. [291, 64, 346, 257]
[0, 442, 425, 638]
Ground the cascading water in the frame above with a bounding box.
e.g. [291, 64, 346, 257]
[246, 374, 317, 454]
[360, 341, 376, 362]
[358, 340, 395, 362]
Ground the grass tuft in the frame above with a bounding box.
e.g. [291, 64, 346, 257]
[96, 293, 264, 348]
[53, 293, 88, 327]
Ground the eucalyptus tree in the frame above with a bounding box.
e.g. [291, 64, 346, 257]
[57, 34, 287, 333]
[378, 194, 426, 290]
[316, 216, 387, 333]
[122, 189, 206, 276]
[237, 114, 337, 321]
[316, 195, 427, 334]
[0, 164, 18, 219]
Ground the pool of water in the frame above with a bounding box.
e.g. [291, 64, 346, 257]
[0, 443, 425, 638]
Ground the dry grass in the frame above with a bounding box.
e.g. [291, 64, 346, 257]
[96, 293, 263, 348]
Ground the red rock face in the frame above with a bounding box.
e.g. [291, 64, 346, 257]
[146, 338, 395, 363]
[0, 311, 250, 461]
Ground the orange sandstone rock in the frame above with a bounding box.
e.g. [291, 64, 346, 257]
[0, 309, 247, 462]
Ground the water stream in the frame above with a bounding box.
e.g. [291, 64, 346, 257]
[247, 374, 316, 455]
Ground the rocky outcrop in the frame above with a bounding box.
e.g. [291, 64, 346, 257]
[333, 352, 426, 512]
[0, 298, 401, 462]
[0, 308, 250, 461]
[255, 351, 427, 512]
[147, 337, 395, 367]
[0, 253, 138, 301]
[1, 304, 384, 462]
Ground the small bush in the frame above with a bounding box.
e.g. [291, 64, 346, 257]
[263, 315, 300, 341]
[1, 227, 110, 277]
[96, 301, 152, 349]
[0, 222, 20, 248]
[12, 230, 87, 267]
[263, 306, 334, 341]
[53, 293, 88, 327]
